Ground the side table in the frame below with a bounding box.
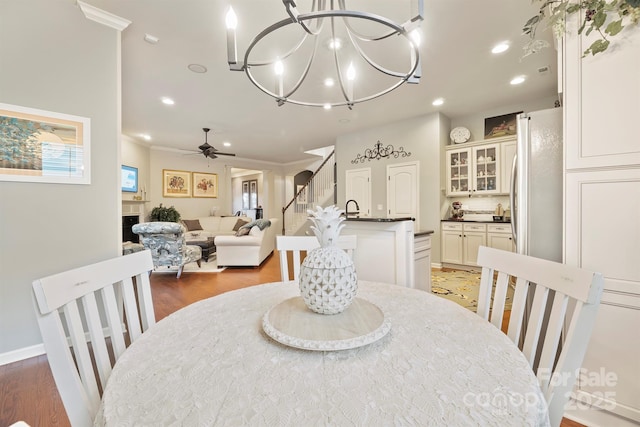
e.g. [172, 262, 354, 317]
[186, 238, 216, 262]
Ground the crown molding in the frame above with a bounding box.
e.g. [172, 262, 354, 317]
[77, 1, 131, 32]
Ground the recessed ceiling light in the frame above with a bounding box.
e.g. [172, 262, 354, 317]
[510, 75, 526, 85]
[324, 78, 334, 87]
[323, 103, 332, 110]
[161, 97, 175, 105]
[492, 42, 510, 54]
[432, 98, 444, 106]
[140, 134, 151, 141]
[223, 142, 231, 147]
[188, 64, 208, 73]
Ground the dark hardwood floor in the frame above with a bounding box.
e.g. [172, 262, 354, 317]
[0, 253, 583, 427]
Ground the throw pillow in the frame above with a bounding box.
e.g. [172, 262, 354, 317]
[235, 226, 251, 237]
[182, 219, 203, 231]
[232, 218, 249, 231]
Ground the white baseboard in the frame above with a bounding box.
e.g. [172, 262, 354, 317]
[0, 344, 45, 366]
[431, 262, 442, 270]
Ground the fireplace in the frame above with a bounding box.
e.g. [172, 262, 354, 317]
[122, 215, 140, 243]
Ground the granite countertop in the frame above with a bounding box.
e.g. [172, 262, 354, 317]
[415, 230, 434, 236]
[344, 217, 414, 222]
[441, 218, 511, 223]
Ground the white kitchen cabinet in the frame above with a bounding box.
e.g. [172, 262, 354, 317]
[441, 222, 463, 264]
[471, 144, 500, 195]
[414, 234, 432, 292]
[441, 222, 487, 267]
[461, 223, 486, 267]
[500, 139, 516, 194]
[562, 16, 640, 425]
[487, 223, 514, 253]
[445, 148, 471, 196]
[445, 139, 508, 196]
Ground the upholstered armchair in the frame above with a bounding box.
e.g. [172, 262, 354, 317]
[132, 222, 202, 278]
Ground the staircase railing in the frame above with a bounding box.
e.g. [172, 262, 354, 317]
[282, 150, 336, 235]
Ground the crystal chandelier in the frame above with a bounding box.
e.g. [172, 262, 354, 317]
[226, 0, 424, 109]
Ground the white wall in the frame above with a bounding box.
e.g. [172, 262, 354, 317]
[149, 148, 285, 221]
[450, 95, 559, 143]
[335, 113, 448, 263]
[0, 2, 121, 356]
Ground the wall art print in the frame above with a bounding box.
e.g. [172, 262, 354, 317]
[192, 172, 218, 198]
[484, 112, 522, 139]
[0, 103, 91, 184]
[162, 169, 191, 198]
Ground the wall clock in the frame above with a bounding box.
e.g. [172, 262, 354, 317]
[450, 126, 471, 144]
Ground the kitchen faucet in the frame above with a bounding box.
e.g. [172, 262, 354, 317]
[345, 199, 359, 217]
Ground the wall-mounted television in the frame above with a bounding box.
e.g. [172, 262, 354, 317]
[121, 165, 138, 193]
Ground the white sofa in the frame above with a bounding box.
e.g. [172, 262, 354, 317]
[181, 216, 251, 241]
[215, 218, 279, 267]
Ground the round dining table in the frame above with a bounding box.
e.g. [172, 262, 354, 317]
[95, 280, 550, 426]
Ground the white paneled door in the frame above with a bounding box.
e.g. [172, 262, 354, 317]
[387, 161, 419, 228]
[345, 168, 371, 217]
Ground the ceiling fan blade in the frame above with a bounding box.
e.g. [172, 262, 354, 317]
[215, 152, 236, 156]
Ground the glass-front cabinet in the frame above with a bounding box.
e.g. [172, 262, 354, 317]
[446, 142, 502, 196]
[472, 144, 499, 194]
[446, 148, 470, 196]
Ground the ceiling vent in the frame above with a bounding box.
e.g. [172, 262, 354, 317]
[537, 65, 550, 75]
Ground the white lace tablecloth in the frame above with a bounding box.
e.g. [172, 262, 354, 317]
[95, 281, 550, 426]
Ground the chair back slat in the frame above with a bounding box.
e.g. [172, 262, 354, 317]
[506, 276, 530, 344]
[121, 276, 143, 341]
[521, 285, 550, 366]
[475, 246, 604, 427]
[476, 266, 494, 320]
[276, 235, 357, 281]
[32, 250, 155, 427]
[100, 285, 127, 358]
[488, 271, 510, 329]
[80, 293, 113, 389]
[536, 292, 569, 392]
[61, 302, 101, 414]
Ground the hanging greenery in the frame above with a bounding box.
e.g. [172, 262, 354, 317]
[523, 0, 640, 57]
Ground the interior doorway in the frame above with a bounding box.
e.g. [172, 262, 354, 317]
[231, 168, 263, 220]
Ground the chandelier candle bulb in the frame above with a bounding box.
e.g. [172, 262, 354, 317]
[225, 7, 240, 69]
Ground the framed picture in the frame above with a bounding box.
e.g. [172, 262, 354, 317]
[162, 169, 191, 198]
[192, 172, 218, 198]
[296, 184, 307, 204]
[0, 103, 91, 184]
[484, 112, 522, 139]
[242, 181, 250, 209]
[242, 179, 258, 209]
[249, 179, 258, 209]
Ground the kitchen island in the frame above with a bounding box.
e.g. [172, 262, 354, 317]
[343, 217, 433, 290]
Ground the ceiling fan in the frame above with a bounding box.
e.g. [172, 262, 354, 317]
[196, 128, 236, 159]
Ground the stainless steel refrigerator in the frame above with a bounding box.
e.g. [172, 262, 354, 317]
[511, 107, 563, 262]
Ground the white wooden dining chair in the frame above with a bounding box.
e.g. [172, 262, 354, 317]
[276, 235, 357, 281]
[31, 250, 156, 427]
[475, 246, 604, 427]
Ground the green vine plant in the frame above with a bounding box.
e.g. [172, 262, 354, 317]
[523, 0, 640, 57]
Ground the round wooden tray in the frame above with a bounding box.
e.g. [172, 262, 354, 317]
[262, 297, 391, 351]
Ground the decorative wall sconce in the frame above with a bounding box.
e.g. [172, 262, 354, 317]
[351, 140, 412, 164]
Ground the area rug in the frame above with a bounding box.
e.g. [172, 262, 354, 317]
[431, 269, 514, 312]
[152, 256, 225, 275]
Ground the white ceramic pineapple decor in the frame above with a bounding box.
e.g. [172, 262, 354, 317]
[299, 205, 358, 314]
